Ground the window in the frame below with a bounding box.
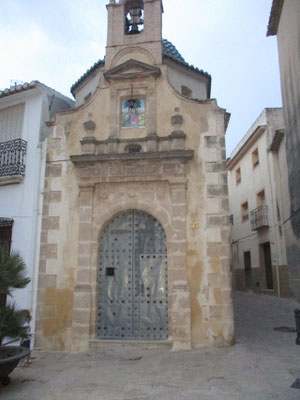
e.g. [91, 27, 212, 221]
[236, 167, 241, 185]
[84, 92, 92, 102]
[256, 189, 265, 206]
[181, 86, 192, 97]
[127, 144, 142, 153]
[252, 148, 259, 168]
[0, 103, 25, 142]
[241, 201, 249, 222]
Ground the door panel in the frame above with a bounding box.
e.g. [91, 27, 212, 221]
[0, 223, 13, 306]
[244, 251, 252, 289]
[263, 242, 273, 290]
[97, 210, 168, 340]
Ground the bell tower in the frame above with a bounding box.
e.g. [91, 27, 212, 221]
[105, 0, 163, 69]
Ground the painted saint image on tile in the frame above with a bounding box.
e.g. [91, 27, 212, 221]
[121, 99, 145, 129]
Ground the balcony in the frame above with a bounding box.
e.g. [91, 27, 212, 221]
[0, 139, 27, 185]
[250, 205, 269, 231]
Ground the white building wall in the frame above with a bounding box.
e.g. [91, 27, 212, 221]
[0, 90, 44, 311]
[228, 108, 289, 297]
[229, 131, 274, 256]
[276, 0, 300, 301]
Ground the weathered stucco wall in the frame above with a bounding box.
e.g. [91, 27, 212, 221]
[276, 0, 300, 300]
[166, 63, 208, 100]
[228, 109, 289, 298]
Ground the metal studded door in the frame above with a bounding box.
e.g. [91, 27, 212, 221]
[97, 210, 168, 340]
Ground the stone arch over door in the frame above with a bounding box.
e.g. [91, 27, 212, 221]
[97, 209, 168, 340]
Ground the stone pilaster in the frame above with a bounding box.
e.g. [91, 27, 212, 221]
[71, 186, 94, 352]
[109, 88, 118, 138]
[146, 87, 157, 136]
[35, 163, 62, 349]
[169, 181, 191, 350]
[203, 128, 234, 347]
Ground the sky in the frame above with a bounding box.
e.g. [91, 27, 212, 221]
[0, 0, 281, 155]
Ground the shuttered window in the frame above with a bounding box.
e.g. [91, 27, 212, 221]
[0, 103, 25, 142]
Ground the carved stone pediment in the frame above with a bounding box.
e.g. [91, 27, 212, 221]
[104, 59, 161, 81]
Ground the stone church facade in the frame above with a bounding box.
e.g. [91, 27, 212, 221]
[35, 0, 233, 352]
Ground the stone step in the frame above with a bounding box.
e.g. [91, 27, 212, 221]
[89, 339, 172, 351]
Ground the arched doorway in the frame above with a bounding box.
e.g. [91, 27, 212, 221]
[97, 210, 168, 340]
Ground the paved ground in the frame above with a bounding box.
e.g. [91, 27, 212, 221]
[1, 292, 300, 400]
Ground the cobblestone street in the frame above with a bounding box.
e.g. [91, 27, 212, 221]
[1, 292, 299, 400]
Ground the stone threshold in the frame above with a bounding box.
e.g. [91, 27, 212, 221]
[262, 289, 275, 294]
[89, 339, 172, 350]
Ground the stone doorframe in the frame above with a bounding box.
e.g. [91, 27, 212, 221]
[71, 180, 192, 352]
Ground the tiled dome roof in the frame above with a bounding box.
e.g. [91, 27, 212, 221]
[70, 59, 105, 96]
[162, 39, 185, 63]
[70, 39, 211, 96]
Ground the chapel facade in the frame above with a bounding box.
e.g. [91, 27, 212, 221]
[35, 0, 234, 351]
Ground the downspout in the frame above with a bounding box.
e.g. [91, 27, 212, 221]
[30, 138, 47, 347]
[30, 92, 49, 347]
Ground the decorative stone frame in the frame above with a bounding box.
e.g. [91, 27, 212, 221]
[70, 150, 193, 352]
[104, 59, 161, 138]
[109, 82, 156, 138]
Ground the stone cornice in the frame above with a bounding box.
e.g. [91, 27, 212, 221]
[70, 150, 194, 165]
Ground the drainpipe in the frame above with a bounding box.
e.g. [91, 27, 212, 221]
[30, 139, 47, 347]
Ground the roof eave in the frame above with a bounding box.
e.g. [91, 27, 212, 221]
[0, 81, 37, 99]
[227, 125, 266, 170]
[267, 0, 284, 36]
[0, 81, 73, 104]
[70, 60, 105, 96]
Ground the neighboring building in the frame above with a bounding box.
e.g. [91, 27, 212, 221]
[267, 0, 300, 301]
[35, 0, 234, 352]
[227, 108, 290, 298]
[0, 81, 73, 344]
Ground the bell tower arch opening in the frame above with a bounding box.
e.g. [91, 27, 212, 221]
[125, 0, 144, 35]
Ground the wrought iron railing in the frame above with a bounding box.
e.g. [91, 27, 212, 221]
[250, 205, 269, 230]
[0, 139, 27, 177]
